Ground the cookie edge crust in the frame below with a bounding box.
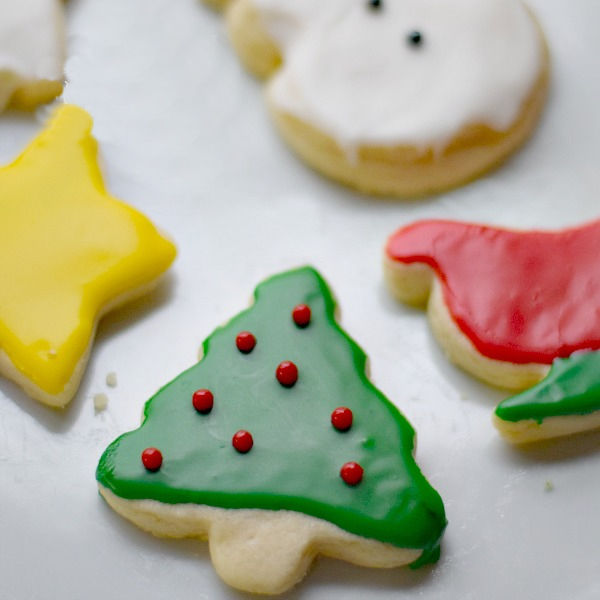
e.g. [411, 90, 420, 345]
[492, 410, 600, 444]
[226, 0, 282, 79]
[98, 485, 422, 595]
[226, 0, 550, 197]
[382, 255, 550, 391]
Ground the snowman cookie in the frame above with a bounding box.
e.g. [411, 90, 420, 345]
[213, 0, 549, 197]
[97, 267, 446, 594]
[0, 0, 66, 112]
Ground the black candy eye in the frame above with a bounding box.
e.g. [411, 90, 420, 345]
[368, 0, 382, 11]
[407, 30, 424, 48]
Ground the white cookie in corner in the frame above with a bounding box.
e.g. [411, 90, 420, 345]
[0, 0, 65, 111]
[210, 0, 550, 197]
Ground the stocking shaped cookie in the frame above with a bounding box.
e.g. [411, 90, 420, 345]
[0, 0, 66, 111]
[384, 219, 600, 442]
[214, 0, 549, 197]
[97, 267, 446, 595]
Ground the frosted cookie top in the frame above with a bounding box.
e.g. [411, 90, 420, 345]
[257, 0, 543, 150]
[0, 0, 64, 81]
[97, 267, 446, 565]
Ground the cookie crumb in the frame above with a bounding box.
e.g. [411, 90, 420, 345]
[544, 480, 554, 492]
[106, 372, 118, 388]
[94, 393, 109, 412]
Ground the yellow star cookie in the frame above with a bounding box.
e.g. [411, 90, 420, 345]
[0, 104, 177, 408]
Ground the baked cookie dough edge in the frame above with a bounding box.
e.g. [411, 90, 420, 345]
[382, 255, 550, 391]
[98, 485, 426, 595]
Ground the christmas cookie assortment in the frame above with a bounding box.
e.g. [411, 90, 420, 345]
[96, 267, 446, 594]
[213, 0, 549, 196]
[1, 1, 597, 597]
[384, 219, 600, 442]
[0, 0, 65, 112]
[0, 104, 176, 407]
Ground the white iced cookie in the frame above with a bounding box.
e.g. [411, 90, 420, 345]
[215, 0, 549, 197]
[0, 0, 65, 111]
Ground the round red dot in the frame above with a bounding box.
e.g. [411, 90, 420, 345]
[276, 361, 298, 387]
[141, 447, 163, 472]
[236, 331, 256, 353]
[331, 407, 353, 431]
[192, 389, 214, 414]
[292, 304, 311, 328]
[232, 430, 253, 453]
[340, 462, 363, 486]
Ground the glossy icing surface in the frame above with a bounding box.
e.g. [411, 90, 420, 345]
[386, 219, 600, 365]
[0, 104, 177, 396]
[0, 0, 64, 107]
[97, 267, 446, 562]
[257, 0, 543, 149]
[496, 352, 600, 423]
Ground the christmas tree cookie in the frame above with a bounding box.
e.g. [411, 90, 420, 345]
[0, 104, 176, 407]
[384, 219, 600, 391]
[495, 352, 600, 443]
[97, 267, 446, 595]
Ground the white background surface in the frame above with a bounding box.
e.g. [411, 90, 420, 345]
[1, 1, 599, 598]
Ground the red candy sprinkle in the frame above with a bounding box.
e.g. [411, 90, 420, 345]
[141, 447, 163, 472]
[340, 462, 363, 486]
[276, 361, 298, 387]
[192, 389, 214, 414]
[331, 407, 353, 431]
[292, 304, 311, 327]
[236, 331, 256, 353]
[232, 430, 253, 453]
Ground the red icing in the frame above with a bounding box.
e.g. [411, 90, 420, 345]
[331, 407, 353, 431]
[386, 219, 600, 365]
[232, 430, 253, 453]
[141, 447, 163, 471]
[192, 389, 214, 414]
[292, 304, 311, 327]
[340, 462, 363, 486]
[236, 331, 256, 353]
[276, 361, 298, 387]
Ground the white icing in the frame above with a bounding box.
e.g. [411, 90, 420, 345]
[0, 0, 65, 103]
[254, 0, 543, 150]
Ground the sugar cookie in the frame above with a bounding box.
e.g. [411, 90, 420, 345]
[0, 104, 177, 408]
[384, 219, 600, 391]
[97, 266, 446, 595]
[494, 352, 600, 443]
[0, 0, 65, 111]
[216, 0, 549, 197]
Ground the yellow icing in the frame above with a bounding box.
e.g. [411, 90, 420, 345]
[0, 104, 176, 398]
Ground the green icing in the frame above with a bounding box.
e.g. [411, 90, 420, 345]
[496, 351, 600, 424]
[96, 266, 446, 564]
